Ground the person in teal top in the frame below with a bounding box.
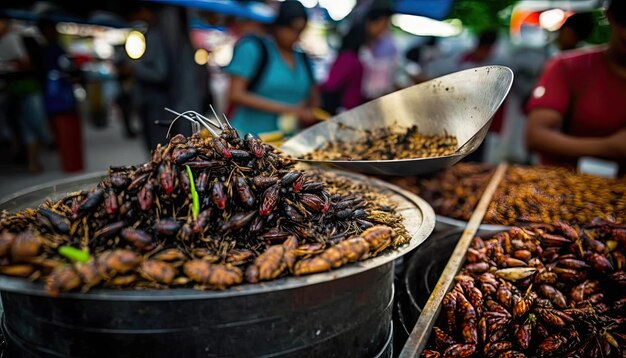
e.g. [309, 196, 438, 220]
[225, 0, 319, 137]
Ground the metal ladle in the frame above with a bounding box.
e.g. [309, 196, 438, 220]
[280, 66, 514, 176]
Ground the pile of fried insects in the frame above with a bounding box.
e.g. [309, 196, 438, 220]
[422, 220, 626, 358]
[302, 125, 457, 161]
[0, 115, 408, 296]
[390, 163, 626, 226]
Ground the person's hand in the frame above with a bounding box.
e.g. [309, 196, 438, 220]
[606, 130, 626, 158]
[295, 106, 318, 128]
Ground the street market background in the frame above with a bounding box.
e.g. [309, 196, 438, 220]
[0, 0, 613, 198]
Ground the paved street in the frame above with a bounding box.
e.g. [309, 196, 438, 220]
[0, 117, 149, 200]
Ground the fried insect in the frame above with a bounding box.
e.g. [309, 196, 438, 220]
[211, 180, 227, 210]
[45, 265, 82, 297]
[97, 249, 140, 278]
[294, 237, 369, 276]
[184, 260, 242, 289]
[11, 232, 42, 262]
[120, 228, 155, 251]
[235, 175, 255, 207]
[38, 208, 71, 234]
[139, 260, 176, 284]
[259, 183, 280, 216]
[246, 236, 298, 282]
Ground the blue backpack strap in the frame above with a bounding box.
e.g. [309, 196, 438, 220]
[243, 36, 313, 91]
[298, 50, 315, 85]
[245, 35, 269, 92]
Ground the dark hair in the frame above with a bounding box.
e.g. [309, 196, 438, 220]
[562, 12, 595, 40]
[339, 4, 392, 53]
[340, 22, 367, 53]
[273, 0, 307, 27]
[125, 1, 162, 15]
[478, 30, 498, 47]
[608, 0, 626, 26]
[405, 45, 421, 64]
[365, 6, 393, 22]
[36, 17, 56, 33]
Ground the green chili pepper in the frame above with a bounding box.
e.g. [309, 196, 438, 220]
[186, 165, 200, 220]
[59, 246, 90, 263]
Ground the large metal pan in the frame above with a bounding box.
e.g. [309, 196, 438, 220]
[0, 171, 434, 357]
[280, 66, 514, 176]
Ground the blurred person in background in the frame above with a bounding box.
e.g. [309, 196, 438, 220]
[399, 37, 438, 86]
[161, 7, 212, 128]
[128, 3, 171, 151]
[506, 12, 596, 165]
[0, 19, 49, 173]
[512, 14, 595, 113]
[554, 12, 595, 53]
[319, 6, 392, 114]
[37, 18, 84, 172]
[225, 0, 318, 137]
[113, 45, 137, 138]
[359, 5, 395, 101]
[131, 4, 209, 149]
[223, 1, 271, 116]
[526, 0, 626, 170]
[458, 29, 499, 70]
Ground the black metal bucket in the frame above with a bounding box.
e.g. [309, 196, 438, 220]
[2, 263, 394, 358]
[0, 172, 435, 358]
[375, 324, 393, 358]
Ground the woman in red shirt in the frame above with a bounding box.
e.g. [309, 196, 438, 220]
[526, 0, 626, 168]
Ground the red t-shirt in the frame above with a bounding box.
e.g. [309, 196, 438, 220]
[527, 48, 626, 165]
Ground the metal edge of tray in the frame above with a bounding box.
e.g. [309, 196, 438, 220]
[0, 171, 108, 206]
[0, 171, 435, 301]
[435, 215, 509, 232]
[286, 155, 467, 177]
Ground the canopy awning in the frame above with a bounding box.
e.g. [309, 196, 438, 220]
[145, 0, 276, 24]
[393, 0, 455, 20]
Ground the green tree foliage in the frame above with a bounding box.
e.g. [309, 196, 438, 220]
[448, 1, 609, 44]
[448, 0, 519, 34]
[587, 10, 611, 44]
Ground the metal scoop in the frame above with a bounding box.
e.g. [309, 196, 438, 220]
[280, 66, 514, 176]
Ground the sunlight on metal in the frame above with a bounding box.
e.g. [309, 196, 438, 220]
[392, 14, 463, 37]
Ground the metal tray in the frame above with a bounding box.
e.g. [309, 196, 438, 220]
[0, 170, 435, 299]
[280, 66, 514, 176]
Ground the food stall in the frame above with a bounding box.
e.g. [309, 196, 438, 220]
[2, 54, 624, 357]
[1, 3, 625, 358]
